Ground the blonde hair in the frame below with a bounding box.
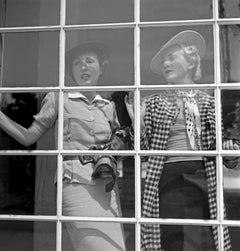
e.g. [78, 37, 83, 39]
[181, 45, 201, 80]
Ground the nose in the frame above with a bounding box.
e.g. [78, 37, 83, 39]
[80, 60, 88, 70]
[163, 59, 170, 67]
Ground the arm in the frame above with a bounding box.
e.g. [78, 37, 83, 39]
[0, 111, 48, 147]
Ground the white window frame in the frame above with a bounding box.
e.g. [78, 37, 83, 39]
[0, 0, 240, 250]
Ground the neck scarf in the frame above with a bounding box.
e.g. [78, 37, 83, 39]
[176, 90, 202, 150]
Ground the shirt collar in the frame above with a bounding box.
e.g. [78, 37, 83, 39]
[68, 92, 110, 104]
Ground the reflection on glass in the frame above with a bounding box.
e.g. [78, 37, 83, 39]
[141, 27, 214, 85]
[0, 0, 59, 27]
[61, 156, 134, 249]
[139, 88, 216, 152]
[65, 29, 134, 86]
[62, 222, 134, 251]
[222, 90, 240, 142]
[141, 224, 216, 250]
[2, 32, 59, 87]
[66, 0, 134, 25]
[219, 0, 240, 18]
[141, 156, 215, 220]
[0, 221, 56, 251]
[220, 25, 240, 83]
[223, 159, 240, 220]
[140, 0, 212, 21]
[0, 156, 57, 216]
[228, 227, 240, 251]
[0, 92, 58, 150]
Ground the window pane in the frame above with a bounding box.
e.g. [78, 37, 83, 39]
[219, 0, 240, 18]
[140, 0, 212, 22]
[141, 224, 216, 250]
[224, 164, 240, 220]
[0, 0, 60, 27]
[0, 155, 57, 216]
[0, 92, 58, 150]
[62, 155, 134, 214]
[140, 89, 216, 151]
[34, 221, 57, 251]
[65, 29, 134, 86]
[222, 90, 240, 146]
[0, 221, 56, 251]
[140, 26, 214, 85]
[220, 25, 240, 83]
[1, 32, 59, 87]
[66, 0, 134, 25]
[228, 227, 240, 251]
[141, 156, 216, 220]
[62, 222, 134, 251]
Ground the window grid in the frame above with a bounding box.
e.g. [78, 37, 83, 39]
[0, 0, 240, 251]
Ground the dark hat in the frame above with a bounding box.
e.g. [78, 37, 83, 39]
[65, 41, 111, 76]
[150, 30, 206, 75]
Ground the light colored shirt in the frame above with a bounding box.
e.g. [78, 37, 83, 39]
[34, 92, 119, 185]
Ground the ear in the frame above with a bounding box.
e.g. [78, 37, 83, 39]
[100, 60, 109, 75]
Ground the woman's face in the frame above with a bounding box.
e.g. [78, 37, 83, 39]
[71, 52, 102, 86]
[161, 48, 192, 84]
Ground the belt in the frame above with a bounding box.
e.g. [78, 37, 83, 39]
[63, 156, 95, 164]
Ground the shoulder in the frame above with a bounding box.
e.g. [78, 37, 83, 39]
[198, 90, 214, 104]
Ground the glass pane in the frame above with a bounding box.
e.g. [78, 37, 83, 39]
[62, 90, 132, 150]
[141, 156, 216, 220]
[62, 222, 134, 251]
[62, 155, 134, 214]
[139, 89, 216, 151]
[0, 0, 60, 27]
[141, 224, 216, 250]
[0, 155, 57, 216]
[34, 221, 56, 251]
[140, 0, 212, 22]
[65, 29, 134, 86]
[66, 0, 134, 25]
[222, 90, 240, 143]
[0, 221, 54, 251]
[141, 26, 214, 85]
[1, 32, 59, 87]
[0, 92, 58, 150]
[220, 25, 240, 83]
[224, 163, 240, 220]
[219, 0, 240, 18]
[228, 227, 240, 251]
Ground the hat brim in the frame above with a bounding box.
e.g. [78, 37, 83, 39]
[150, 30, 206, 75]
[65, 41, 111, 77]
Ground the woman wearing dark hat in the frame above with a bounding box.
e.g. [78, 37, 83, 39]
[0, 41, 126, 251]
[125, 30, 239, 250]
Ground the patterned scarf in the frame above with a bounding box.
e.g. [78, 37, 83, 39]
[176, 90, 202, 150]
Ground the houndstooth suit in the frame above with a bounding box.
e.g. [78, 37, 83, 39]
[140, 90, 232, 251]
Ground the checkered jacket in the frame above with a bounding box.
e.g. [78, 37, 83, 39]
[141, 91, 232, 251]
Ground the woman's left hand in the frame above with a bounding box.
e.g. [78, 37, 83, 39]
[223, 140, 240, 150]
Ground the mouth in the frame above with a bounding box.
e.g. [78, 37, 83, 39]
[81, 73, 91, 80]
[164, 69, 172, 75]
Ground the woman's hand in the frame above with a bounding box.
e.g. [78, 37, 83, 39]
[223, 140, 240, 150]
[124, 92, 146, 123]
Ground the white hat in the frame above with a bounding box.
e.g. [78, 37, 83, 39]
[150, 30, 206, 75]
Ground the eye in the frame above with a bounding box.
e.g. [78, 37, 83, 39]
[85, 57, 95, 64]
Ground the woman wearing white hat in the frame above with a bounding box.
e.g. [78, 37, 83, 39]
[125, 30, 239, 250]
[0, 41, 126, 251]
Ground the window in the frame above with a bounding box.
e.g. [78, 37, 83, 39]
[0, 0, 240, 250]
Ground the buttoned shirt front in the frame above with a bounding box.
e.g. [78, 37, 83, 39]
[34, 92, 119, 185]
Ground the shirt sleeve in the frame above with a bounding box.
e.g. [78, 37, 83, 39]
[33, 92, 58, 129]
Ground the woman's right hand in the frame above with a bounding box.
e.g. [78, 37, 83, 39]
[124, 92, 146, 128]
